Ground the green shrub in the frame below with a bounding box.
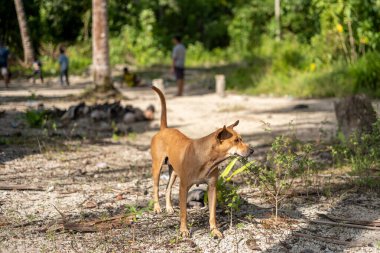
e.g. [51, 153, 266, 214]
[25, 109, 47, 128]
[350, 52, 380, 96]
[249, 134, 315, 220]
[331, 119, 380, 182]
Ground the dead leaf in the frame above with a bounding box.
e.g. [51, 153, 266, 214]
[83, 200, 97, 209]
[115, 193, 124, 201]
[246, 238, 261, 251]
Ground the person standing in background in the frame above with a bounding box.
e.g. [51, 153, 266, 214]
[171, 35, 186, 96]
[32, 58, 43, 84]
[58, 47, 69, 86]
[0, 42, 10, 87]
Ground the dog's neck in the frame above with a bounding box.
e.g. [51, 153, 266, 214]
[190, 132, 228, 177]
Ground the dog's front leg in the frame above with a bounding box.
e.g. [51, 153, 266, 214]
[179, 180, 190, 237]
[208, 171, 223, 238]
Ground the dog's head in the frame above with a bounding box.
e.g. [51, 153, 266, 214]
[213, 120, 254, 158]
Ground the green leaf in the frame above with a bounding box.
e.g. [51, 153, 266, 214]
[226, 161, 254, 181]
[220, 157, 238, 179]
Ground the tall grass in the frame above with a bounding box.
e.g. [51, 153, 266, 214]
[227, 37, 380, 98]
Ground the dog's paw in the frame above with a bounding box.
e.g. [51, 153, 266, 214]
[210, 228, 223, 239]
[180, 228, 190, 238]
[166, 206, 175, 214]
[154, 204, 162, 213]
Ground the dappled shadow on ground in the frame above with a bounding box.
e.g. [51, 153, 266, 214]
[261, 183, 380, 253]
[0, 107, 153, 164]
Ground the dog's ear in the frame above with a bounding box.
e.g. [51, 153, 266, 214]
[217, 126, 232, 142]
[228, 120, 239, 129]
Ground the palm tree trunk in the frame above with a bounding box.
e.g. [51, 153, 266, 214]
[92, 0, 112, 89]
[14, 0, 34, 65]
[274, 0, 281, 41]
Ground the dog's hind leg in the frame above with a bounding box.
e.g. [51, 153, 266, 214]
[165, 164, 177, 214]
[152, 157, 164, 213]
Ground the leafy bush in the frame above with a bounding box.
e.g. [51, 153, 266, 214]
[331, 119, 380, 188]
[249, 134, 315, 220]
[110, 9, 166, 67]
[271, 40, 309, 73]
[25, 109, 47, 128]
[350, 51, 380, 96]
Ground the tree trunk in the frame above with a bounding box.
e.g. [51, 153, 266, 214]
[274, 0, 281, 41]
[92, 0, 112, 89]
[334, 95, 377, 139]
[14, 0, 34, 65]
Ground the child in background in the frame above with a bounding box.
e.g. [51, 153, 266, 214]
[123, 67, 140, 87]
[58, 47, 69, 86]
[32, 58, 43, 84]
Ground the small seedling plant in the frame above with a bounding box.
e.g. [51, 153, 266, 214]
[250, 135, 314, 220]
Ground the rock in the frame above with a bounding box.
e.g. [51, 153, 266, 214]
[293, 104, 309, 110]
[46, 185, 55, 192]
[187, 189, 205, 202]
[134, 109, 145, 121]
[90, 110, 108, 121]
[123, 112, 136, 123]
[188, 201, 203, 209]
[187, 189, 205, 208]
[61, 103, 82, 120]
[10, 120, 22, 128]
[96, 162, 108, 169]
[334, 95, 377, 139]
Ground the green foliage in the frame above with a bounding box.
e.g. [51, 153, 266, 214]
[249, 133, 315, 219]
[25, 109, 47, 128]
[110, 9, 165, 67]
[350, 51, 380, 95]
[205, 157, 253, 212]
[331, 119, 380, 187]
[125, 200, 154, 220]
[4, 0, 380, 99]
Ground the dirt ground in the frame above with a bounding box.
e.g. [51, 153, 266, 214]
[0, 77, 379, 253]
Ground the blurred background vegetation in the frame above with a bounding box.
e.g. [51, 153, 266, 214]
[1, 0, 380, 97]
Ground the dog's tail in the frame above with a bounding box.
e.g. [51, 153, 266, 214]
[152, 86, 167, 129]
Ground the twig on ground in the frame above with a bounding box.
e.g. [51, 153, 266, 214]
[310, 219, 380, 230]
[293, 232, 370, 247]
[0, 183, 44, 191]
[318, 213, 380, 227]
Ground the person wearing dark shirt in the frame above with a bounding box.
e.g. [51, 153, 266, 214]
[58, 47, 69, 86]
[0, 43, 10, 87]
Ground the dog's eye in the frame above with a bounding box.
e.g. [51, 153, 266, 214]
[235, 138, 239, 143]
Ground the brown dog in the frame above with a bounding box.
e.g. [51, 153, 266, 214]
[150, 86, 253, 238]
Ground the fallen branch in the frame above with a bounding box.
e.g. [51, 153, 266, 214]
[0, 183, 44, 191]
[13, 219, 45, 228]
[293, 232, 369, 247]
[318, 213, 380, 227]
[47, 206, 135, 233]
[311, 219, 380, 230]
